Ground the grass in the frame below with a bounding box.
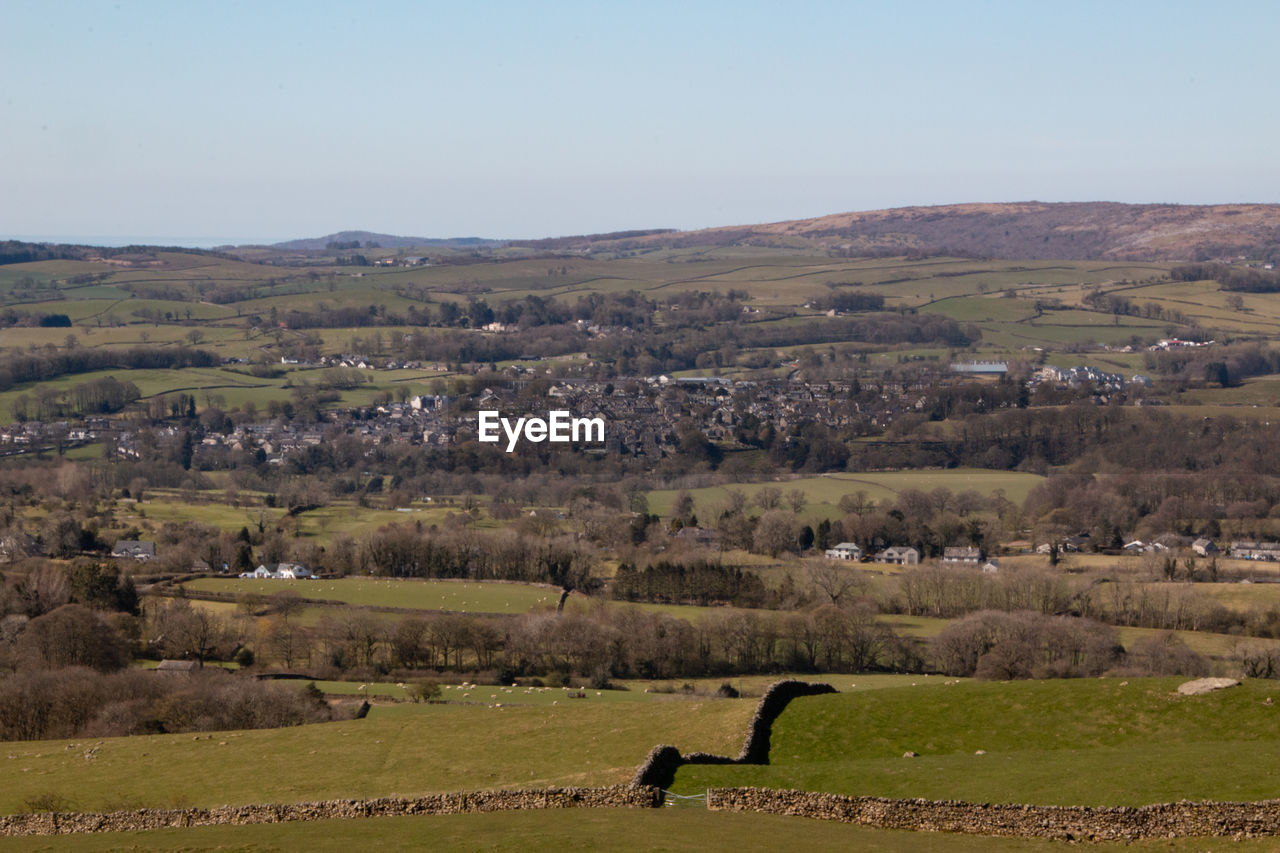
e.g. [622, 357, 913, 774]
[5, 808, 1256, 852]
[182, 577, 565, 613]
[119, 495, 481, 547]
[645, 469, 1043, 520]
[313, 673, 937, 704]
[674, 678, 1280, 806]
[0, 699, 754, 815]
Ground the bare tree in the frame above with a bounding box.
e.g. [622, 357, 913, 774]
[805, 559, 866, 607]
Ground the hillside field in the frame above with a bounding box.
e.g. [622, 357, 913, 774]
[675, 678, 1280, 806]
[645, 469, 1044, 520]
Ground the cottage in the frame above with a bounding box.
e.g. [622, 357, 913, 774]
[824, 542, 863, 561]
[942, 546, 981, 565]
[673, 526, 720, 546]
[875, 546, 920, 565]
[155, 659, 199, 673]
[275, 562, 312, 579]
[1192, 538, 1219, 557]
[111, 540, 156, 562]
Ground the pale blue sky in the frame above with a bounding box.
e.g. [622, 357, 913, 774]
[2, 0, 1277, 244]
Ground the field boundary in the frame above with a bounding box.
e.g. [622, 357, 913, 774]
[707, 787, 1280, 841]
[0, 786, 662, 838]
[633, 680, 837, 788]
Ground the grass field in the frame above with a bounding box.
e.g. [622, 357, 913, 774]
[674, 678, 1280, 806]
[118, 494, 487, 547]
[182, 577, 565, 613]
[313, 673, 938, 704]
[175, 578, 781, 625]
[645, 469, 1043, 520]
[6, 808, 1260, 853]
[0, 699, 754, 815]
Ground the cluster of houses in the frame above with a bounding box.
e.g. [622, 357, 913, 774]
[237, 562, 314, 579]
[1031, 365, 1146, 392]
[108, 539, 315, 578]
[1149, 338, 1215, 352]
[822, 541, 998, 571]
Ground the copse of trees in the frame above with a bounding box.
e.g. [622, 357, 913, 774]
[930, 610, 1121, 679]
[812, 292, 886, 313]
[0, 668, 335, 741]
[611, 560, 768, 607]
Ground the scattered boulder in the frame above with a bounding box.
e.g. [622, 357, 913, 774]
[1176, 678, 1240, 696]
[903, 751, 919, 758]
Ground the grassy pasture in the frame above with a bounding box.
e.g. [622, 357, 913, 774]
[313, 674, 938, 704]
[5, 808, 1239, 853]
[645, 469, 1043, 520]
[182, 577, 564, 614]
[176, 578, 778, 625]
[126, 496, 482, 546]
[0, 699, 753, 815]
[1180, 373, 1280, 406]
[675, 678, 1280, 806]
[920, 295, 1037, 323]
[0, 324, 248, 351]
[1094, 579, 1280, 614]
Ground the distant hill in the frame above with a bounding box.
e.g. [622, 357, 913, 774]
[268, 231, 503, 251]
[589, 202, 1280, 262]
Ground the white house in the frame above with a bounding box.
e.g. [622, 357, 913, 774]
[241, 562, 313, 580]
[824, 542, 863, 561]
[111, 540, 156, 561]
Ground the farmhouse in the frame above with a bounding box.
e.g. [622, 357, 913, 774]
[874, 545, 920, 565]
[111, 539, 156, 561]
[942, 546, 981, 565]
[241, 562, 314, 579]
[824, 542, 863, 561]
[1192, 538, 1219, 557]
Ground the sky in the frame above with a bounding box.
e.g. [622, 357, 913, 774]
[2, 0, 1278, 244]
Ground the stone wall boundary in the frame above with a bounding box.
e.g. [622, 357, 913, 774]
[632, 680, 836, 789]
[0, 785, 662, 838]
[707, 787, 1280, 841]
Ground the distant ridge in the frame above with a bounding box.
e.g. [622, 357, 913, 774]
[268, 231, 502, 251]
[584, 202, 1280, 262]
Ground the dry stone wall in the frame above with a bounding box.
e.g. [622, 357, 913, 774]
[632, 680, 837, 789]
[0, 786, 662, 838]
[707, 788, 1280, 841]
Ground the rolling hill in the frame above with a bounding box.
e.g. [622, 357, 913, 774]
[548, 202, 1280, 262]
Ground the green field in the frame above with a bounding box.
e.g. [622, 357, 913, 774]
[675, 678, 1280, 806]
[645, 469, 1043, 520]
[182, 577, 565, 614]
[0, 699, 753, 815]
[313, 673, 937, 704]
[4, 808, 1257, 853]
[119, 494, 488, 547]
